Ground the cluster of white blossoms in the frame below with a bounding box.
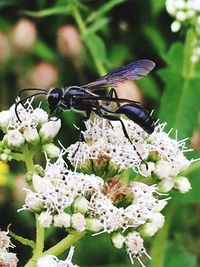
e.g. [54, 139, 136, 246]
[0, 98, 61, 162]
[67, 118, 192, 193]
[0, 100, 193, 267]
[166, 0, 200, 61]
[0, 230, 18, 267]
[21, 155, 168, 266]
[37, 246, 79, 267]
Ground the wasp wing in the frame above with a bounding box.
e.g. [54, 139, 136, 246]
[84, 59, 155, 89]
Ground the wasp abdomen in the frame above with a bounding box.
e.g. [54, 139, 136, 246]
[115, 103, 155, 134]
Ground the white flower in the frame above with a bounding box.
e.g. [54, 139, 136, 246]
[174, 176, 192, 193]
[71, 213, 86, 232]
[0, 231, 11, 251]
[5, 129, 25, 148]
[0, 110, 12, 132]
[140, 212, 165, 237]
[73, 196, 89, 214]
[32, 174, 53, 193]
[158, 178, 174, 193]
[37, 247, 79, 267]
[32, 108, 48, 125]
[111, 232, 125, 249]
[23, 189, 43, 212]
[23, 127, 39, 144]
[171, 20, 181, 32]
[38, 211, 53, 227]
[39, 120, 61, 143]
[0, 251, 18, 267]
[54, 213, 71, 228]
[125, 231, 150, 267]
[85, 218, 104, 232]
[42, 143, 61, 158]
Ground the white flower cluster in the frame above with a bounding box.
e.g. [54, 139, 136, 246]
[67, 119, 192, 193]
[0, 99, 61, 161]
[21, 156, 104, 230]
[37, 246, 79, 267]
[0, 230, 18, 267]
[166, 0, 200, 61]
[20, 152, 169, 266]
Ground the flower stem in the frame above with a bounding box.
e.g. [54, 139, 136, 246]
[150, 204, 175, 267]
[24, 216, 44, 267]
[42, 231, 85, 256]
[22, 144, 35, 172]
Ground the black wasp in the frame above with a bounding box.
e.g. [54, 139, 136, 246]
[15, 60, 155, 153]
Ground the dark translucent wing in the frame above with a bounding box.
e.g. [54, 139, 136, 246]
[84, 59, 155, 89]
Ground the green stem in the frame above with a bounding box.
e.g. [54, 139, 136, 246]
[182, 159, 200, 176]
[72, 5, 106, 76]
[42, 231, 85, 256]
[182, 28, 196, 80]
[10, 152, 24, 161]
[24, 216, 44, 267]
[21, 144, 35, 172]
[150, 204, 175, 267]
[9, 231, 35, 248]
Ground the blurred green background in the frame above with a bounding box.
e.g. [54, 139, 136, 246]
[0, 0, 200, 266]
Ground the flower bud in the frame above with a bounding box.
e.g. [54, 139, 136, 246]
[158, 178, 174, 193]
[57, 25, 82, 57]
[54, 213, 71, 228]
[154, 160, 172, 179]
[24, 190, 43, 212]
[0, 110, 13, 132]
[42, 143, 60, 158]
[111, 232, 125, 249]
[29, 62, 58, 88]
[140, 161, 155, 177]
[38, 211, 53, 227]
[71, 213, 86, 232]
[174, 176, 191, 193]
[11, 19, 36, 52]
[32, 108, 48, 126]
[23, 127, 39, 145]
[4, 129, 25, 149]
[140, 213, 165, 237]
[171, 21, 181, 32]
[32, 174, 53, 193]
[73, 196, 89, 214]
[39, 120, 61, 143]
[85, 218, 104, 233]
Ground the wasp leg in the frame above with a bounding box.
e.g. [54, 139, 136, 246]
[72, 109, 91, 158]
[95, 106, 148, 169]
[106, 88, 121, 108]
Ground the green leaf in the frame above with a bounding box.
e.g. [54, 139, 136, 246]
[136, 76, 161, 102]
[88, 17, 110, 34]
[21, 6, 71, 18]
[83, 34, 107, 65]
[33, 40, 58, 62]
[10, 231, 35, 248]
[163, 242, 196, 267]
[86, 0, 126, 23]
[158, 42, 200, 139]
[151, 0, 166, 16]
[0, 0, 18, 8]
[144, 26, 166, 53]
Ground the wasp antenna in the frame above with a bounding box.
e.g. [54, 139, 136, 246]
[18, 88, 48, 98]
[15, 92, 47, 122]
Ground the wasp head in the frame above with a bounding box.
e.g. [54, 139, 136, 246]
[47, 88, 63, 115]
